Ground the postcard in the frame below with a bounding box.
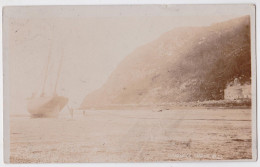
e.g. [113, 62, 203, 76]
[3, 5, 256, 163]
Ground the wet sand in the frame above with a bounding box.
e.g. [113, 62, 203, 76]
[10, 108, 252, 163]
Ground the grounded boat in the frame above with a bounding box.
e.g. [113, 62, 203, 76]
[27, 95, 68, 118]
[27, 32, 68, 118]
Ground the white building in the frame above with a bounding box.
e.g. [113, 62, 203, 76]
[224, 79, 251, 100]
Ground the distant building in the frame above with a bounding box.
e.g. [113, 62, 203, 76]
[224, 79, 251, 100]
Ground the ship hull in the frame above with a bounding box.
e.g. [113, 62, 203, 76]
[27, 96, 68, 118]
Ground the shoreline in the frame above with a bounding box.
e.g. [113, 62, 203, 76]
[80, 99, 251, 110]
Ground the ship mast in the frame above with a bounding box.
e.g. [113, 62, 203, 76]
[53, 48, 64, 96]
[41, 42, 52, 97]
[41, 55, 50, 96]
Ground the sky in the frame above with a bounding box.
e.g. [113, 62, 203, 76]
[3, 5, 254, 114]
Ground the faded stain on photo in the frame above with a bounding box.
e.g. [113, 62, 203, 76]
[3, 5, 256, 163]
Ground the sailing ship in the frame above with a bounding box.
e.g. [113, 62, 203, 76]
[27, 95, 68, 118]
[27, 37, 68, 118]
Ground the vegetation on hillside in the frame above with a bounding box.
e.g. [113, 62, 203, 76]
[81, 16, 251, 108]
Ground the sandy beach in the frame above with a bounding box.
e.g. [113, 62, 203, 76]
[9, 108, 252, 163]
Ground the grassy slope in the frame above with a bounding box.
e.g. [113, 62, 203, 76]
[81, 15, 251, 108]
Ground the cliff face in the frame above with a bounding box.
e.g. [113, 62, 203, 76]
[81, 16, 251, 108]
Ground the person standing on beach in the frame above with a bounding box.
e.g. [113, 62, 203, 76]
[67, 105, 74, 119]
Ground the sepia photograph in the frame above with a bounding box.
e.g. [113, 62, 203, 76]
[3, 4, 256, 163]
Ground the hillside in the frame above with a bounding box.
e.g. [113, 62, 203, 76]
[81, 15, 251, 108]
